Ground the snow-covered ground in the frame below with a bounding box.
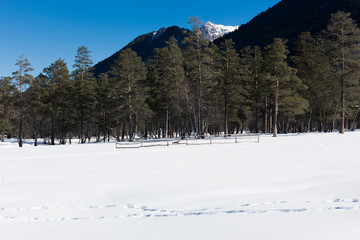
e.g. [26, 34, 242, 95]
[1, 132, 360, 239]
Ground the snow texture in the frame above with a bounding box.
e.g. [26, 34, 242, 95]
[1, 132, 360, 239]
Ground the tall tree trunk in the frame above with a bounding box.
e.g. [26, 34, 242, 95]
[285, 115, 290, 134]
[116, 120, 120, 141]
[165, 107, 169, 139]
[264, 97, 268, 134]
[33, 117, 37, 147]
[129, 114, 133, 141]
[51, 114, 55, 145]
[273, 79, 279, 137]
[18, 82, 23, 147]
[19, 117, 23, 147]
[121, 123, 126, 141]
[224, 92, 228, 137]
[1, 105, 5, 142]
[80, 107, 87, 144]
[255, 79, 259, 133]
[198, 60, 204, 137]
[340, 74, 345, 134]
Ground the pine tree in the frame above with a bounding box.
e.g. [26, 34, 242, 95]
[263, 38, 308, 137]
[26, 73, 49, 146]
[110, 48, 148, 141]
[72, 46, 96, 143]
[95, 73, 114, 142]
[43, 59, 72, 144]
[292, 32, 335, 132]
[323, 11, 360, 134]
[217, 39, 244, 136]
[240, 46, 264, 133]
[148, 36, 185, 138]
[12, 55, 34, 147]
[0, 77, 15, 142]
[183, 17, 214, 136]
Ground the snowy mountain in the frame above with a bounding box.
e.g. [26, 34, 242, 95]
[93, 22, 238, 76]
[201, 21, 238, 41]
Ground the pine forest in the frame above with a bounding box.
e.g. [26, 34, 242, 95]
[2, 12, 360, 146]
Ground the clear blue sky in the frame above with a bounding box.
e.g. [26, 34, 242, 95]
[0, 0, 280, 77]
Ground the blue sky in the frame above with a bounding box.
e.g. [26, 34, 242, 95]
[0, 0, 280, 77]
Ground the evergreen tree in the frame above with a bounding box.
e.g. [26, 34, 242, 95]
[183, 17, 214, 136]
[110, 48, 148, 141]
[240, 46, 264, 133]
[26, 75, 40, 146]
[0, 77, 15, 142]
[263, 38, 308, 137]
[72, 46, 96, 143]
[95, 73, 114, 142]
[148, 36, 186, 138]
[12, 55, 34, 147]
[292, 32, 335, 132]
[323, 11, 360, 134]
[43, 59, 72, 144]
[217, 39, 244, 136]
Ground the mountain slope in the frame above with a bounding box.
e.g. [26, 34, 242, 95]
[215, 0, 360, 49]
[93, 26, 190, 76]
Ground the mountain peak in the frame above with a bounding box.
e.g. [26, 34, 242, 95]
[93, 26, 190, 76]
[201, 21, 238, 41]
[152, 27, 167, 40]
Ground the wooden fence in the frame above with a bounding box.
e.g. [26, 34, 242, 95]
[115, 133, 260, 149]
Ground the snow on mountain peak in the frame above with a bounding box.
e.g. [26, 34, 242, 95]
[201, 21, 238, 41]
[152, 27, 167, 40]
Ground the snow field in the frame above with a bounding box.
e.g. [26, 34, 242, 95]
[1, 132, 360, 239]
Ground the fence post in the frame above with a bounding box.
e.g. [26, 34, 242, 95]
[167, 139, 169, 146]
[210, 135, 212, 144]
[186, 137, 188, 146]
[235, 134, 238, 144]
[258, 133, 260, 143]
[140, 139, 143, 147]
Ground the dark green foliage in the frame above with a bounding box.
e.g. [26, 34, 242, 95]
[72, 46, 96, 143]
[109, 48, 149, 141]
[217, 39, 244, 135]
[148, 36, 186, 138]
[183, 17, 215, 136]
[43, 59, 72, 144]
[322, 11, 360, 133]
[26, 74, 44, 146]
[95, 73, 115, 142]
[0, 77, 15, 142]
[263, 38, 308, 136]
[240, 45, 264, 133]
[12, 55, 34, 147]
[292, 32, 335, 132]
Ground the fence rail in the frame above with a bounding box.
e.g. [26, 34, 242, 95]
[185, 133, 260, 145]
[115, 139, 170, 149]
[115, 133, 260, 149]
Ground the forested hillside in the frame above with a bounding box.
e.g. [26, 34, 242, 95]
[216, 0, 360, 49]
[93, 26, 190, 76]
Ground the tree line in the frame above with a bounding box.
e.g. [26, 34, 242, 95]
[1, 11, 360, 147]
